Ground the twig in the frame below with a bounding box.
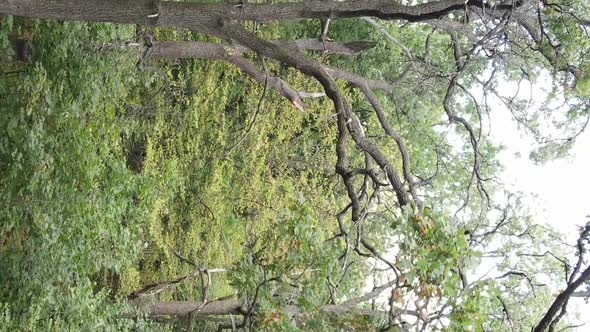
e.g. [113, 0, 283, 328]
[223, 55, 269, 158]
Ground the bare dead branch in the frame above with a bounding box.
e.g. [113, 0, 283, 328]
[363, 17, 413, 59]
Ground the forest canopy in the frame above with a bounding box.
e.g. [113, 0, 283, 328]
[1, 0, 590, 331]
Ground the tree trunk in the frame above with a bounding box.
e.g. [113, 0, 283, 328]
[150, 39, 376, 59]
[0, 0, 512, 28]
[146, 299, 244, 317]
[533, 265, 590, 332]
[143, 300, 417, 319]
[149, 0, 474, 24]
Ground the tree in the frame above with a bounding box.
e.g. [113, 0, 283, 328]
[533, 222, 590, 332]
[2, 0, 590, 331]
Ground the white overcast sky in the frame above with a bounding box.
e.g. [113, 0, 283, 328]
[490, 96, 590, 242]
[487, 82, 590, 329]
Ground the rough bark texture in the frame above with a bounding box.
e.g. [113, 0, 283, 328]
[149, 39, 376, 58]
[1, 0, 158, 24]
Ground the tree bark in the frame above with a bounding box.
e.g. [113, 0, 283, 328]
[150, 39, 376, 58]
[1, 0, 158, 24]
[148, 42, 393, 94]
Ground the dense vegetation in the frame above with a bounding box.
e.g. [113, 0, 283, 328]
[0, 17, 349, 331]
[1, 1, 590, 331]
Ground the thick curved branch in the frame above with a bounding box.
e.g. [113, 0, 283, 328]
[325, 65, 408, 93]
[149, 41, 399, 112]
[150, 41, 309, 111]
[354, 82, 419, 205]
[151, 39, 376, 58]
[569, 224, 590, 284]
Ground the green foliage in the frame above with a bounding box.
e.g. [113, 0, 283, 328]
[1, 1, 588, 330]
[0, 19, 162, 330]
[1, 14, 342, 331]
[397, 207, 472, 287]
[229, 201, 369, 330]
[576, 70, 590, 97]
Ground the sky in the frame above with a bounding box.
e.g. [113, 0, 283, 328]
[490, 93, 590, 241]
[488, 85, 590, 330]
[371, 116, 590, 328]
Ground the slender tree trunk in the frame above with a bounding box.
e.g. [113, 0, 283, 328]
[533, 265, 590, 332]
[149, 39, 376, 59]
[146, 300, 245, 317]
[142, 280, 410, 318]
[143, 300, 417, 319]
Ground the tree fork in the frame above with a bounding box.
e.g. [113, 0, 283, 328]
[0, 0, 414, 208]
